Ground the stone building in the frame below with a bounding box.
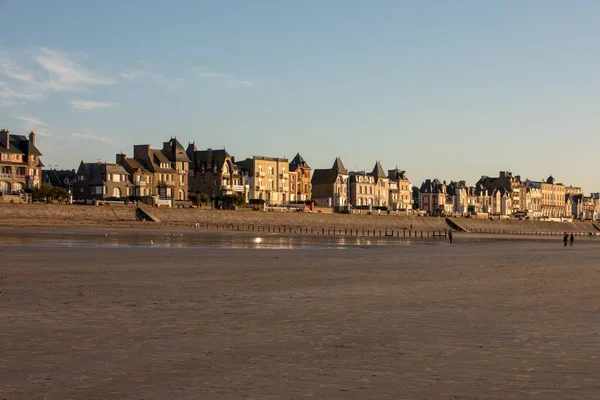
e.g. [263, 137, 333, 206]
[73, 162, 132, 203]
[236, 156, 289, 204]
[187, 145, 246, 200]
[289, 153, 311, 202]
[311, 157, 349, 208]
[387, 168, 412, 211]
[0, 130, 43, 194]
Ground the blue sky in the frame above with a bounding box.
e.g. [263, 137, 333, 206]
[1, 1, 599, 191]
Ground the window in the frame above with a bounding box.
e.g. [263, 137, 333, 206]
[268, 166, 274, 175]
[268, 180, 274, 189]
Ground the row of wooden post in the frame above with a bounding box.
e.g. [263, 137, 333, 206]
[162, 222, 449, 238]
[472, 228, 589, 236]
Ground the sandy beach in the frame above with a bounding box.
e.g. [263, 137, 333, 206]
[1, 228, 600, 399]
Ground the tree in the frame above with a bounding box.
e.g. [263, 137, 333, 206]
[30, 184, 68, 203]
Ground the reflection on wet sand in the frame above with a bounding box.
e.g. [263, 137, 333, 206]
[0, 229, 448, 249]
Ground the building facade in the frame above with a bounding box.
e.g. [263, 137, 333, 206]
[311, 157, 349, 207]
[73, 162, 132, 203]
[387, 169, 412, 211]
[187, 145, 246, 200]
[289, 153, 312, 202]
[0, 130, 43, 194]
[236, 156, 289, 204]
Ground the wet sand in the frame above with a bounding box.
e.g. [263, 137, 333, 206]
[1, 233, 600, 399]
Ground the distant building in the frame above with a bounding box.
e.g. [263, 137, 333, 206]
[311, 157, 349, 207]
[289, 153, 312, 202]
[387, 168, 412, 211]
[527, 176, 566, 218]
[236, 156, 289, 204]
[0, 130, 43, 194]
[117, 138, 190, 201]
[73, 162, 132, 203]
[419, 179, 453, 215]
[476, 171, 526, 214]
[187, 145, 246, 200]
[42, 169, 77, 192]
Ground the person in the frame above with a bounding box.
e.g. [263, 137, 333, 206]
[448, 229, 453, 245]
[563, 232, 568, 247]
[570, 233, 575, 247]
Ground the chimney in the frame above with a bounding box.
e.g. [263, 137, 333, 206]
[29, 131, 36, 146]
[116, 153, 126, 165]
[0, 129, 9, 149]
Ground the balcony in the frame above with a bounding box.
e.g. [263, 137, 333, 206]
[0, 173, 27, 179]
[256, 172, 266, 177]
[255, 185, 265, 191]
[221, 184, 232, 190]
[279, 173, 289, 178]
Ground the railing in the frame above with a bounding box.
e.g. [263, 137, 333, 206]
[221, 185, 231, 190]
[0, 173, 27, 179]
[255, 172, 266, 177]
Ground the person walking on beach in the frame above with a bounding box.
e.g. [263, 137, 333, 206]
[563, 232, 568, 247]
[570, 233, 575, 247]
[448, 229, 453, 245]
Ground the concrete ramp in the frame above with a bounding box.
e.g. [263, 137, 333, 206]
[136, 207, 162, 223]
[446, 217, 470, 232]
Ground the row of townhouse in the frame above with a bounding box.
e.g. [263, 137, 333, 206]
[72, 138, 190, 204]
[8, 126, 596, 219]
[186, 145, 313, 205]
[67, 136, 314, 205]
[310, 157, 414, 211]
[416, 171, 600, 220]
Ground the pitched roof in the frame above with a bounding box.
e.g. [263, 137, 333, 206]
[162, 138, 191, 162]
[192, 149, 234, 172]
[371, 161, 386, 179]
[419, 178, 444, 193]
[311, 169, 339, 185]
[290, 153, 310, 171]
[0, 134, 42, 156]
[332, 157, 347, 174]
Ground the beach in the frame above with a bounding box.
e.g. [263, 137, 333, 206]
[2, 230, 599, 399]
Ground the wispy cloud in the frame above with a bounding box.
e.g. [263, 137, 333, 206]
[12, 115, 52, 136]
[197, 68, 228, 79]
[32, 47, 116, 91]
[71, 131, 113, 143]
[120, 68, 185, 89]
[0, 47, 116, 107]
[14, 115, 48, 126]
[69, 100, 117, 111]
[226, 79, 253, 87]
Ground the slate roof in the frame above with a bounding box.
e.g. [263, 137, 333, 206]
[311, 169, 339, 185]
[290, 153, 310, 171]
[80, 162, 131, 185]
[162, 138, 191, 163]
[371, 161, 386, 179]
[419, 178, 444, 193]
[42, 169, 76, 187]
[0, 134, 43, 157]
[193, 149, 232, 171]
[332, 157, 347, 175]
[387, 169, 409, 181]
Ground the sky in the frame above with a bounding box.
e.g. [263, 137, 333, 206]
[1, 0, 600, 191]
